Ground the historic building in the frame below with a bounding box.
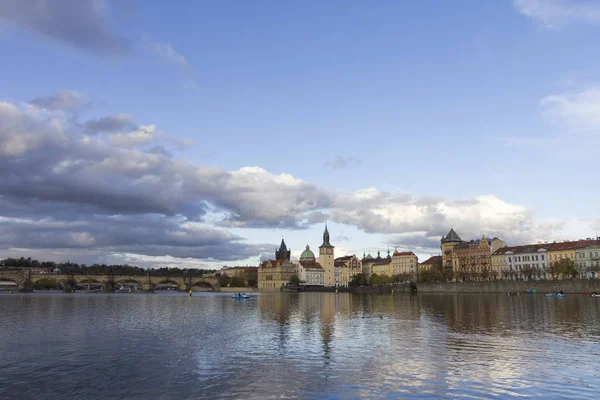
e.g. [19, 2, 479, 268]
[391, 249, 418, 280]
[493, 244, 549, 280]
[335, 255, 362, 287]
[220, 266, 258, 277]
[441, 228, 463, 269]
[319, 225, 335, 286]
[258, 238, 296, 291]
[372, 259, 392, 276]
[361, 250, 387, 279]
[441, 229, 506, 280]
[574, 239, 600, 278]
[296, 245, 324, 286]
[419, 255, 442, 271]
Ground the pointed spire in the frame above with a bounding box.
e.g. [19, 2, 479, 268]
[320, 223, 333, 248]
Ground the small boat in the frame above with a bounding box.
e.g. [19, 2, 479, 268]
[232, 294, 250, 299]
[546, 293, 564, 298]
[589, 293, 600, 298]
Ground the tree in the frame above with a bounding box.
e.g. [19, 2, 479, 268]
[349, 273, 367, 287]
[481, 268, 489, 281]
[586, 263, 600, 279]
[549, 258, 578, 279]
[288, 274, 300, 286]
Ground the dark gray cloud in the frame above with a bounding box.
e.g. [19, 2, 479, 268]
[0, 214, 269, 262]
[324, 155, 362, 169]
[0, 0, 130, 55]
[30, 90, 85, 111]
[84, 114, 136, 134]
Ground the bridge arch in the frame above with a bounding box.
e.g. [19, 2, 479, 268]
[154, 279, 180, 291]
[191, 279, 217, 292]
[0, 278, 19, 290]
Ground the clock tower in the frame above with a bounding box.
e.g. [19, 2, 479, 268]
[319, 224, 335, 286]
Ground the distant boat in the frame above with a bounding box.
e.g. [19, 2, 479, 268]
[546, 293, 564, 298]
[232, 294, 250, 299]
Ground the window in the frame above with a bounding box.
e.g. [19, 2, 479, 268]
[541, 255, 545, 261]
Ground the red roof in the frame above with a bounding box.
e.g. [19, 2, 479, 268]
[393, 251, 416, 257]
[299, 260, 323, 270]
[372, 260, 391, 266]
[420, 256, 442, 265]
[260, 259, 286, 268]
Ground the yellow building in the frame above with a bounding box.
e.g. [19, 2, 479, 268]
[258, 238, 296, 291]
[441, 228, 463, 270]
[372, 260, 392, 276]
[491, 252, 506, 279]
[318, 225, 335, 286]
[391, 249, 418, 279]
[258, 259, 296, 291]
[335, 255, 362, 287]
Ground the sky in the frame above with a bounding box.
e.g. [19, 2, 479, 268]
[1, 0, 600, 269]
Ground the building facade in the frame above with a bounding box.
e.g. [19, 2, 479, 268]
[493, 244, 549, 280]
[318, 225, 335, 286]
[391, 249, 418, 280]
[419, 256, 442, 271]
[441, 228, 463, 270]
[372, 260, 392, 276]
[296, 245, 325, 286]
[258, 238, 296, 291]
[335, 255, 362, 287]
[575, 240, 600, 278]
[452, 235, 492, 280]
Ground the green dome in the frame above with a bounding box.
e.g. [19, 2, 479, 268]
[300, 245, 315, 260]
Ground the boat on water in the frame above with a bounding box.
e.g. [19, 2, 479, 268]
[232, 294, 250, 299]
[546, 293, 564, 298]
[589, 293, 600, 298]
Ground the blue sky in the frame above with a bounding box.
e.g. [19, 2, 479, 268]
[1, 0, 599, 268]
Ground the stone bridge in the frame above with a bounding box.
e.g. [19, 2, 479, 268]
[0, 268, 220, 292]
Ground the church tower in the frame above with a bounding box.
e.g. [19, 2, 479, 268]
[319, 224, 335, 286]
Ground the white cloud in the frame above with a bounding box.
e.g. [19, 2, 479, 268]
[514, 0, 600, 28]
[0, 93, 580, 265]
[148, 41, 195, 74]
[540, 88, 600, 131]
[109, 124, 159, 147]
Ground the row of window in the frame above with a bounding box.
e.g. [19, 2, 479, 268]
[576, 251, 600, 258]
[508, 255, 545, 262]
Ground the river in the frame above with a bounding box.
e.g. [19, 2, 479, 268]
[0, 292, 599, 399]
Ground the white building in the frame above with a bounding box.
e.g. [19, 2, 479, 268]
[494, 244, 549, 280]
[575, 241, 600, 278]
[295, 245, 325, 286]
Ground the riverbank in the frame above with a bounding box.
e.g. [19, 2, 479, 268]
[281, 284, 415, 294]
[416, 280, 600, 294]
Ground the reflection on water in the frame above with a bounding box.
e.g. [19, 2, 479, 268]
[0, 292, 599, 399]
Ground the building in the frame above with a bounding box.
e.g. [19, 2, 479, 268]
[575, 239, 600, 278]
[220, 266, 258, 278]
[335, 255, 362, 287]
[372, 259, 392, 277]
[318, 225, 335, 286]
[296, 245, 325, 286]
[419, 256, 442, 271]
[452, 235, 494, 280]
[441, 228, 463, 270]
[391, 249, 418, 280]
[493, 244, 549, 280]
[258, 238, 296, 291]
[361, 250, 387, 279]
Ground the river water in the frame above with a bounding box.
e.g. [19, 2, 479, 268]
[0, 292, 599, 399]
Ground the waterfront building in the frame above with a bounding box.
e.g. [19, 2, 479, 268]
[361, 250, 387, 279]
[493, 244, 549, 280]
[258, 238, 296, 291]
[296, 245, 325, 286]
[335, 255, 362, 287]
[491, 252, 506, 279]
[372, 259, 392, 276]
[391, 249, 418, 280]
[220, 266, 258, 277]
[318, 225, 335, 286]
[419, 256, 442, 271]
[258, 259, 296, 291]
[575, 239, 600, 278]
[441, 228, 463, 270]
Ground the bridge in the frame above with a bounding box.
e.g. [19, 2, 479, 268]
[0, 268, 220, 292]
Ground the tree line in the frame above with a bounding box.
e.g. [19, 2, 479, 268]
[1, 256, 217, 277]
